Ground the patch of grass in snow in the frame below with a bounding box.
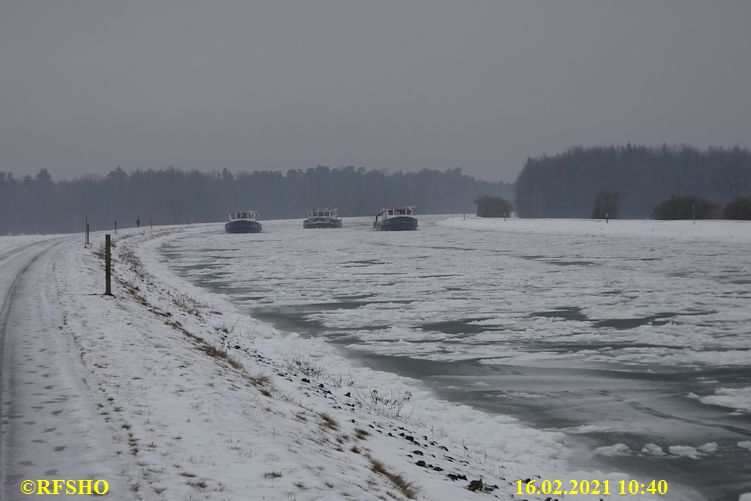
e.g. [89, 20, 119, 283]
[187, 479, 208, 490]
[355, 428, 370, 440]
[263, 471, 282, 479]
[369, 458, 419, 500]
[336, 434, 349, 444]
[247, 373, 272, 396]
[319, 413, 339, 431]
[352, 388, 413, 418]
[286, 355, 355, 388]
[203, 344, 243, 370]
[248, 373, 270, 386]
[217, 319, 238, 334]
[170, 291, 207, 318]
[127, 432, 139, 455]
[287, 355, 326, 379]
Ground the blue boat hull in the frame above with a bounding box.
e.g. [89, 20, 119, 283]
[225, 220, 263, 233]
[374, 216, 418, 231]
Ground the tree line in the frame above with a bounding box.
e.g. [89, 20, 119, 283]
[514, 144, 751, 218]
[0, 166, 512, 235]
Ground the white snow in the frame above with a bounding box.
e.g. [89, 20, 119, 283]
[594, 443, 631, 456]
[697, 442, 718, 454]
[668, 446, 702, 459]
[0, 234, 56, 255]
[699, 386, 751, 413]
[641, 443, 666, 456]
[438, 216, 751, 243]
[4, 216, 744, 501]
[738, 441, 751, 451]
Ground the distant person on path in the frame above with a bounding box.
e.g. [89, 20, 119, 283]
[136, 218, 140, 228]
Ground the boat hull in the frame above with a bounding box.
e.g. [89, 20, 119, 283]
[303, 217, 343, 229]
[225, 220, 263, 233]
[374, 216, 418, 231]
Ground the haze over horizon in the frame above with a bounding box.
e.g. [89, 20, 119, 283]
[2, 1, 750, 183]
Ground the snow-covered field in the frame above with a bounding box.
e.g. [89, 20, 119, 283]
[1, 217, 749, 500]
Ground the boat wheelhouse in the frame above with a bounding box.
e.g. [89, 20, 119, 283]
[303, 208, 343, 229]
[225, 210, 263, 233]
[373, 206, 418, 231]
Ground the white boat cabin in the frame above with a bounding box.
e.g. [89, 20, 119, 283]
[228, 210, 258, 221]
[308, 208, 340, 218]
[380, 206, 416, 218]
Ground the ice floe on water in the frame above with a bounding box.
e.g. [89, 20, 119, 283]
[641, 443, 667, 456]
[597, 442, 720, 460]
[699, 386, 751, 412]
[595, 443, 631, 456]
[668, 445, 702, 459]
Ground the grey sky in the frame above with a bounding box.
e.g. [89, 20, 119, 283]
[1, 1, 750, 182]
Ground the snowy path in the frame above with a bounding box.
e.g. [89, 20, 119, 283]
[0, 237, 133, 500]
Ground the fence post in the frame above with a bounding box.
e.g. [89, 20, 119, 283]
[85, 216, 90, 246]
[114, 220, 117, 235]
[104, 234, 112, 296]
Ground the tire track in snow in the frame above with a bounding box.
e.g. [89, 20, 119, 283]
[0, 240, 56, 498]
[0, 242, 55, 486]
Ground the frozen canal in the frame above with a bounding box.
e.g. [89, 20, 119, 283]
[161, 215, 751, 501]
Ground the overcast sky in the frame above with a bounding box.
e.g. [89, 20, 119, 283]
[1, 1, 750, 182]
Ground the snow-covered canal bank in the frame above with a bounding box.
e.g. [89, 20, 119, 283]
[5, 226, 662, 501]
[159, 216, 751, 501]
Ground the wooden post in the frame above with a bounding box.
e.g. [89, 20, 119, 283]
[104, 234, 112, 296]
[85, 216, 90, 246]
[114, 220, 117, 235]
